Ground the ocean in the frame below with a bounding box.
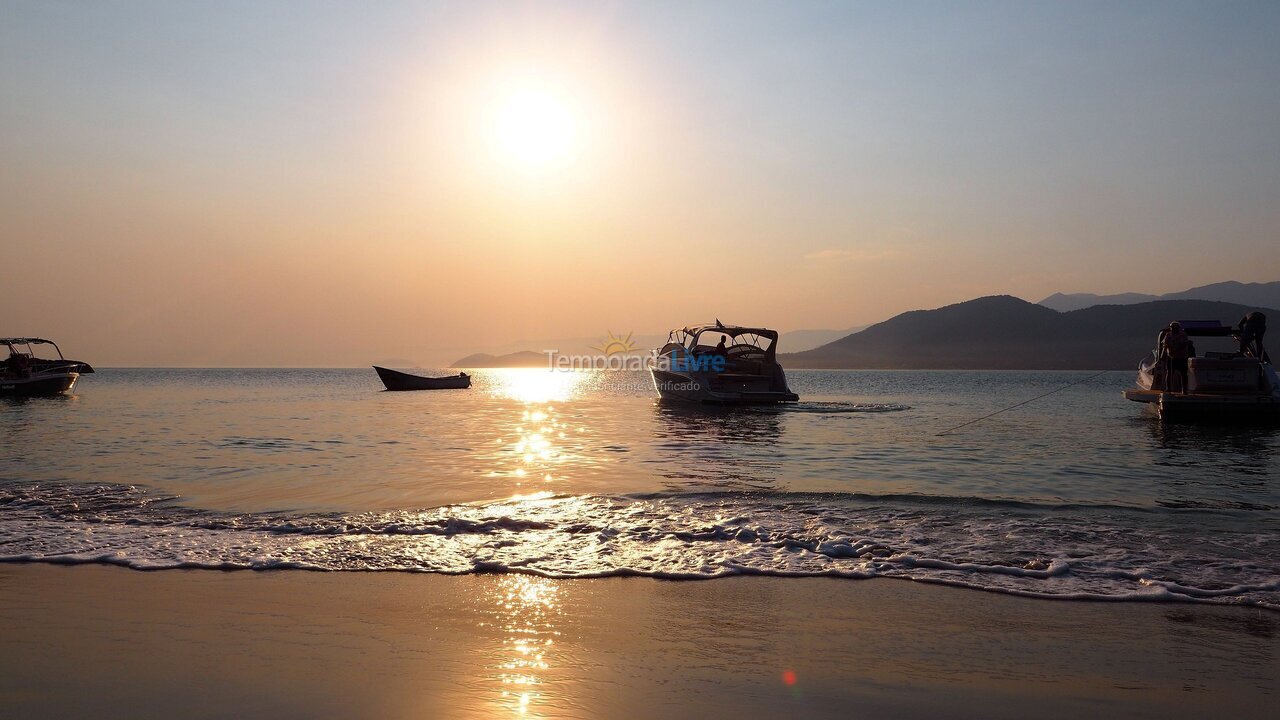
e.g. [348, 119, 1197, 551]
[2, 368, 1277, 609]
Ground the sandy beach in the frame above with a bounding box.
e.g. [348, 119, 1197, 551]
[1, 565, 1273, 719]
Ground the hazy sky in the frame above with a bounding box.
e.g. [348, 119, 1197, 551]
[4, 1, 1279, 366]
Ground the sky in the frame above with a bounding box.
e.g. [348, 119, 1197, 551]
[3, 0, 1279, 366]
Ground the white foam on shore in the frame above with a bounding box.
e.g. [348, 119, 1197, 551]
[1, 482, 1277, 610]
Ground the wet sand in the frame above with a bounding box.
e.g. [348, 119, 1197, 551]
[0, 565, 1274, 719]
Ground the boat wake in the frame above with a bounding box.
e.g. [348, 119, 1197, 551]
[740, 401, 912, 415]
[1, 481, 1276, 610]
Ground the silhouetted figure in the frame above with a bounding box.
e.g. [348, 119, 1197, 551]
[8, 352, 30, 376]
[1163, 322, 1191, 393]
[714, 335, 728, 358]
[1236, 312, 1267, 359]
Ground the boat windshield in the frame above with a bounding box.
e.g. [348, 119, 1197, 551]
[693, 330, 773, 353]
[663, 326, 779, 357]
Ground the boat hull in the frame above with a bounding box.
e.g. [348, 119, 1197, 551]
[0, 372, 78, 397]
[650, 368, 798, 405]
[373, 366, 471, 391]
[1123, 389, 1280, 422]
[1126, 354, 1280, 422]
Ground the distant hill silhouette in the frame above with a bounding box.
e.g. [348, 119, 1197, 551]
[447, 326, 859, 368]
[783, 296, 1274, 370]
[1040, 280, 1280, 312]
[779, 326, 867, 352]
[451, 350, 548, 368]
[1038, 291, 1158, 312]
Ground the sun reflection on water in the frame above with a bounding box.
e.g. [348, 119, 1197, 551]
[484, 368, 595, 404]
[490, 575, 561, 718]
[470, 368, 623, 499]
[497, 404, 573, 492]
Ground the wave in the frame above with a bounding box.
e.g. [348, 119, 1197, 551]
[1, 481, 1277, 610]
[771, 401, 913, 415]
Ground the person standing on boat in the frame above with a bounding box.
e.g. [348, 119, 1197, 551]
[1163, 322, 1191, 393]
[1236, 312, 1267, 359]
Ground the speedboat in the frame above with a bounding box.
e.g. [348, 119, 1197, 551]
[373, 366, 471, 391]
[649, 322, 799, 404]
[1, 338, 94, 397]
[1122, 320, 1279, 420]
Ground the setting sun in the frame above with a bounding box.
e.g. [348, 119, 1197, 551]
[491, 86, 579, 172]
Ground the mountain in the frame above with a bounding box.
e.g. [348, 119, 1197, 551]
[1037, 292, 1158, 312]
[1163, 281, 1280, 307]
[450, 350, 549, 368]
[445, 325, 859, 368]
[1039, 280, 1280, 312]
[779, 326, 867, 352]
[783, 296, 1272, 370]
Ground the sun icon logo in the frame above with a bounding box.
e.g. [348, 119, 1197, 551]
[592, 330, 638, 356]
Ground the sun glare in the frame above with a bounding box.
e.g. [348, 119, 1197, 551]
[492, 87, 579, 172]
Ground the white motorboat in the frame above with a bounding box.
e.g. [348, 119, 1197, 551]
[649, 322, 799, 404]
[1122, 319, 1278, 421]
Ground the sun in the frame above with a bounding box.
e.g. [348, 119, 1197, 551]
[491, 87, 579, 172]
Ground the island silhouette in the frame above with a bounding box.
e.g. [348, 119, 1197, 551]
[450, 291, 1275, 370]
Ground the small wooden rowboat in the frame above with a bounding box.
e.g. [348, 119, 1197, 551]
[373, 366, 471, 391]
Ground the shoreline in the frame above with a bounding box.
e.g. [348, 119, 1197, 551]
[2, 565, 1274, 719]
[7, 557, 1280, 613]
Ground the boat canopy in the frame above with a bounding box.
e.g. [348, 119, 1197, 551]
[4, 337, 66, 358]
[3, 337, 83, 367]
[663, 323, 783, 357]
[667, 323, 781, 344]
[1171, 321, 1236, 337]
[677, 324, 779, 340]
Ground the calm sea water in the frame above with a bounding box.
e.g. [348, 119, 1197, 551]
[2, 368, 1277, 608]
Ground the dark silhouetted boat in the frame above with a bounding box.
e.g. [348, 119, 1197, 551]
[373, 366, 471, 391]
[2, 338, 94, 397]
[650, 321, 799, 404]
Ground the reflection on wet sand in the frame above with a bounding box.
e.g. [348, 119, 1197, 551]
[487, 575, 561, 718]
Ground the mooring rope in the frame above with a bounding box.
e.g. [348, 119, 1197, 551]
[934, 370, 1112, 436]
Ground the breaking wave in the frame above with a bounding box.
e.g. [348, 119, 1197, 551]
[2, 481, 1276, 609]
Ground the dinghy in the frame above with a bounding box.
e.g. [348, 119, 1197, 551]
[373, 366, 471, 391]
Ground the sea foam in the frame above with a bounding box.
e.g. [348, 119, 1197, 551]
[2, 481, 1276, 609]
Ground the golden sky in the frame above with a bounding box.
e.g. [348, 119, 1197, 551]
[3, 1, 1279, 366]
